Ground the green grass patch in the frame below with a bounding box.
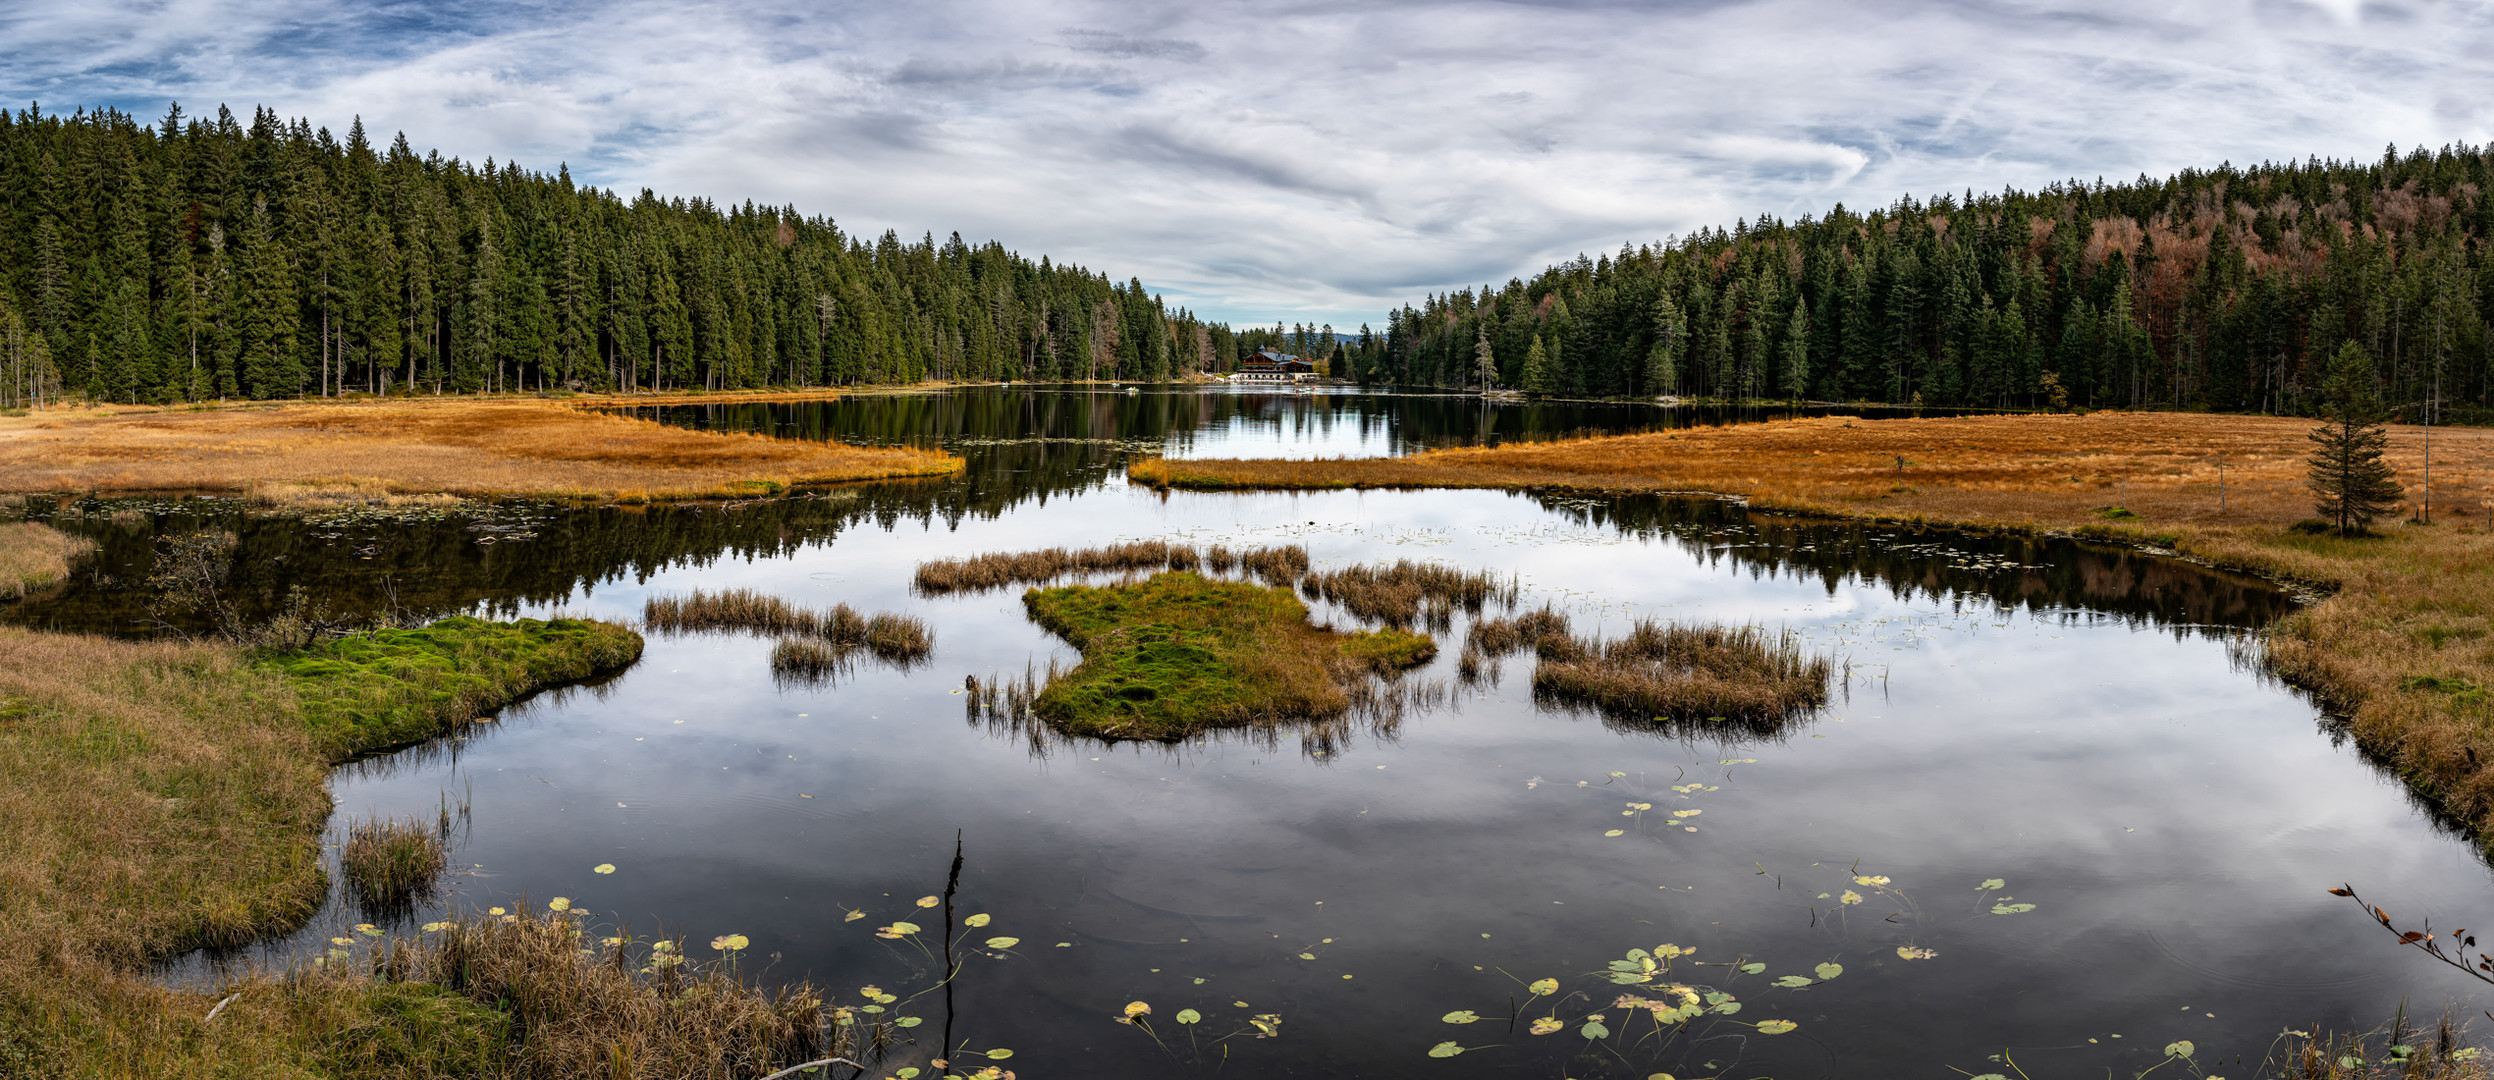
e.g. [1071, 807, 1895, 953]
[260, 616, 644, 756]
[1023, 571, 1432, 739]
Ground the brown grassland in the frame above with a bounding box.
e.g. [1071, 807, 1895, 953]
[0, 394, 959, 502]
[0, 522, 852, 1077]
[1134, 411, 2494, 852]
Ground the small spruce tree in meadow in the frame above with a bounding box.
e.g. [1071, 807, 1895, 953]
[2305, 341, 2403, 536]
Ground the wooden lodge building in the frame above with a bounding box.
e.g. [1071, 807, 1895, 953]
[1235, 349, 1318, 381]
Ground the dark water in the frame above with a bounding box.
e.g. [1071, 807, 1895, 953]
[15, 386, 2493, 1078]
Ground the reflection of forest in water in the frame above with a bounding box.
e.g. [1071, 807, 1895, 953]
[617, 385, 1969, 463]
[7, 483, 2294, 640]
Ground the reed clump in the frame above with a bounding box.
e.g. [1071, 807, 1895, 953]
[913, 540, 1201, 594]
[1237, 543, 1310, 585]
[339, 815, 448, 913]
[1468, 606, 1572, 656]
[1305, 559, 1516, 628]
[644, 588, 929, 664]
[312, 906, 851, 1078]
[1530, 619, 1832, 725]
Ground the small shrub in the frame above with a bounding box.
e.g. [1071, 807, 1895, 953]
[341, 816, 447, 912]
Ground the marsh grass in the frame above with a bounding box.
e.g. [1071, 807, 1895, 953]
[644, 589, 929, 664]
[339, 816, 447, 914]
[913, 541, 1201, 594]
[267, 616, 646, 754]
[1305, 560, 1517, 629]
[1529, 619, 1832, 726]
[2270, 1013, 2490, 1080]
[0, 396, 960, 501]
[0, 520, 93, 599]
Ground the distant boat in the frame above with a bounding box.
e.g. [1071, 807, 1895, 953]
[1125, 386, 1140, 394]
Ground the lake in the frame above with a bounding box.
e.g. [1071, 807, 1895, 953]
[15, 384, 2489, 1078]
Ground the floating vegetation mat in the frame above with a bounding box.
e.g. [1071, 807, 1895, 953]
[971, 570, 1436, 741]
[915, 541, 1311, 594]
[1520, 619, 1832, 729]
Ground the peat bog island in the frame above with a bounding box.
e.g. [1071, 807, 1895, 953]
[7, 7, 2494, 1079]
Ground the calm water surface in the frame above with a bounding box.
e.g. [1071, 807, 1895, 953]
[15, 387, 2492, 1078]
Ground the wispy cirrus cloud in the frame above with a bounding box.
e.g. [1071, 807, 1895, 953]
[3, 0, 2487, 326]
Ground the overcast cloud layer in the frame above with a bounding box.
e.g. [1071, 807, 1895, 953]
[5, 0, 2491, 326]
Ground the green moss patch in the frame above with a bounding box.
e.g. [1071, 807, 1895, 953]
[1023, 571, 1433, 740]
[260, 616, 644, 756]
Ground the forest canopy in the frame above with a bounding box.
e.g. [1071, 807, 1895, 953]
[0, 103, 1239, 405]
[1364, 144, 2494, 418]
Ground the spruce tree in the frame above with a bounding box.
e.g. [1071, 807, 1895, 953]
[1520, 335, 1556, 396]
[2305, 341, 2404, 536]
[1472, 326, 1497, 390]
[1645, 291, 1685, 396]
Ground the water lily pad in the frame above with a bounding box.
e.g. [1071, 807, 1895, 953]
[1428, 1041, 1465, 1058]
[710, 934, 749, 951]
[986, 1049, 1014, 1060]
[1839, 890, 1864, 905]
[593, 863, 616, 874]
[1774, 975, 1813, 988]
[1756, 1019, 1798, 1034]
[1529, 978, 1559, 996]
[1979, 878, 2006, 890]
[1814, 962, 1843, 980]
[1582, 1020, 1611, 1039]
[1176, 1008, 1202, 1025]
[897, 1016, 923, 1028]
[842, 910, 866, 922]
[2165, 1041, 2195, 1059]
[1529, 1017, 1564, 1035]
[914, 895, 940, 908]
[965, 913, 991, 927]
[1896, 945, 1938, 960]
[985, 936, 1020, 949]
[548, 897, 572, 912]
[1739, 962, 1766, 974]
[1442, 1011, 1480, 1024]
[1124, 1001, 1152, 1018]
[1990, 903, 2037, 915]
[1605, 829, 1626, 837]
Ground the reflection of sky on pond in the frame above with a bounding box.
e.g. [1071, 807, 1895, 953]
[249, 479, 2494, 1078]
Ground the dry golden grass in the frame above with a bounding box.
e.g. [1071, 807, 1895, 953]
[0, 519, 92, 598]
[0, 396, 959, 501]
[1132, 410, 2494, 530]
[1136, 411, 2494, 849]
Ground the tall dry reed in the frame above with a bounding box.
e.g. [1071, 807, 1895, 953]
[1305, 560, 1517, 628]
[645, 589, 928, 663]
[1531, 619, 1831, 725]
[912, 541, 1202, 594]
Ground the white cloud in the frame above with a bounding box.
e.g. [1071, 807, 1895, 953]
[3, 0, 2488, 326]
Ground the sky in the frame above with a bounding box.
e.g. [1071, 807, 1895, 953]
[4, 0, 2490, 329]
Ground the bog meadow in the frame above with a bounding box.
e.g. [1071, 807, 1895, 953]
[3, 85, 2494, 1080]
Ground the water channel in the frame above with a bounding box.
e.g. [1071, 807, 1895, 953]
[13, 385, 2491, 1078]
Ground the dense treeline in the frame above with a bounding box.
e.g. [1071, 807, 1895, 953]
[0, 103, 1240, 407]
[1377, 145, 2494, 417]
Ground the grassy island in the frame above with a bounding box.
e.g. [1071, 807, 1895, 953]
[1022, 571, 1435, 739]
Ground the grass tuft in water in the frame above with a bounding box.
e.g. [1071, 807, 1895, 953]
[1304, 560, 1516, 630]
[645, 588, 929, 664]
[1528, 619, 1832, 726]
[339, 815, 447, 913]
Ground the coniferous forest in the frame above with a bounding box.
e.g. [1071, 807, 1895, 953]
[0, 103, 1241, 407]
[1367, 145, 2494, 419]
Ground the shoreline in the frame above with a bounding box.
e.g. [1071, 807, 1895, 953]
[1131, 410, 2494, 851]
